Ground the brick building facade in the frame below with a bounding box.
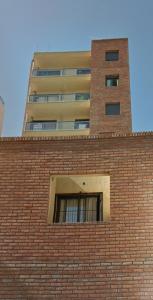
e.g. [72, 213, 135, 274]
[0, 133, 153, 299]
[23, 38, 131, 137]
[0, 38, 152, 299]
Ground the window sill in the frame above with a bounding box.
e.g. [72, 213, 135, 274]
[48, 221, 110, 226]
[105, 114, 121, 117]
[105, 86, 119, 88]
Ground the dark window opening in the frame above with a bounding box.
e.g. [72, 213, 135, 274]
[74, 119, 89, 129]
[77, 69, 91, 75]
[54, 193, 102, 223]
[75, 93, 90, 100]
[33, 70, 61, 76]
[105, 51, 119, 61]
[105, 103, 120, 115]
[105, 75, 119, 87]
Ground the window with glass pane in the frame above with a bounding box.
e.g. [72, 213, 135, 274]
[105, 75, 119, 87]
[74, 119, 89, 129]
[31, 122, 43, 131]
[105, 51, 119, 61]
[29, 94, 59, 103]
[33, 70, 61, 76]
[36, 95, 47, 102]
[29, 95, 39, 102]
[35, 95, 47, 103]
[54, 194, 102, 223]
[43, 121, 57, 130]
[48, 94, 60, 102]
[75, 93, 90, 100]
[77, 69, 91, 75]
[105, 103, 120, 115]
[30, 121, 57, 131]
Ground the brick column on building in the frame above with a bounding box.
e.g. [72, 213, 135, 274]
[90, 38, 132, 134]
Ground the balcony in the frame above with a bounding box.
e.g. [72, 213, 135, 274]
[26, 120, 89, 131]
[27, 93, 90, 120]
[29, 93, 90, 103]
[30, 68, 91, 94]
[33, 51, 91, 69]
[24, 120, 90, 137]
[32, 68, 91, 77]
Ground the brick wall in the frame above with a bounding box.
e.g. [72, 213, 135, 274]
[0, 133, 153, 299]
[0, 98, 4, 136]
[90, 39, 132, 134]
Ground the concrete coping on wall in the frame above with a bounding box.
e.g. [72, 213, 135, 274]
[0, 131, 153, 142]
[92, 37, 128, 42]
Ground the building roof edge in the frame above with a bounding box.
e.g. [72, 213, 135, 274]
[0, 131, 153, 142]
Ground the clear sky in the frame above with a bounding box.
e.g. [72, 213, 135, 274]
[0, 0, 153, 136]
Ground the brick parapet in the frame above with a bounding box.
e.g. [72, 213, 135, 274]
[0, 133, 153, 299]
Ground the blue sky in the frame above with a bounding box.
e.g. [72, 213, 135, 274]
[0, 0, 153, 136]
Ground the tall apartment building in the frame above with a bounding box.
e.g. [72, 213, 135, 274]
[0, 96, 4, 136]
[2, 38, 153, 299]
[23, 38, 132, 136]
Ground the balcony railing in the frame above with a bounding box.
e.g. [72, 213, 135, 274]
[25, 121, 90, 131]
[32, 68, 91, 77]
[29, 93, 90, 103]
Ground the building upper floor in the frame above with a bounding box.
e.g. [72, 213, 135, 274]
[23, 38, 132, 137]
